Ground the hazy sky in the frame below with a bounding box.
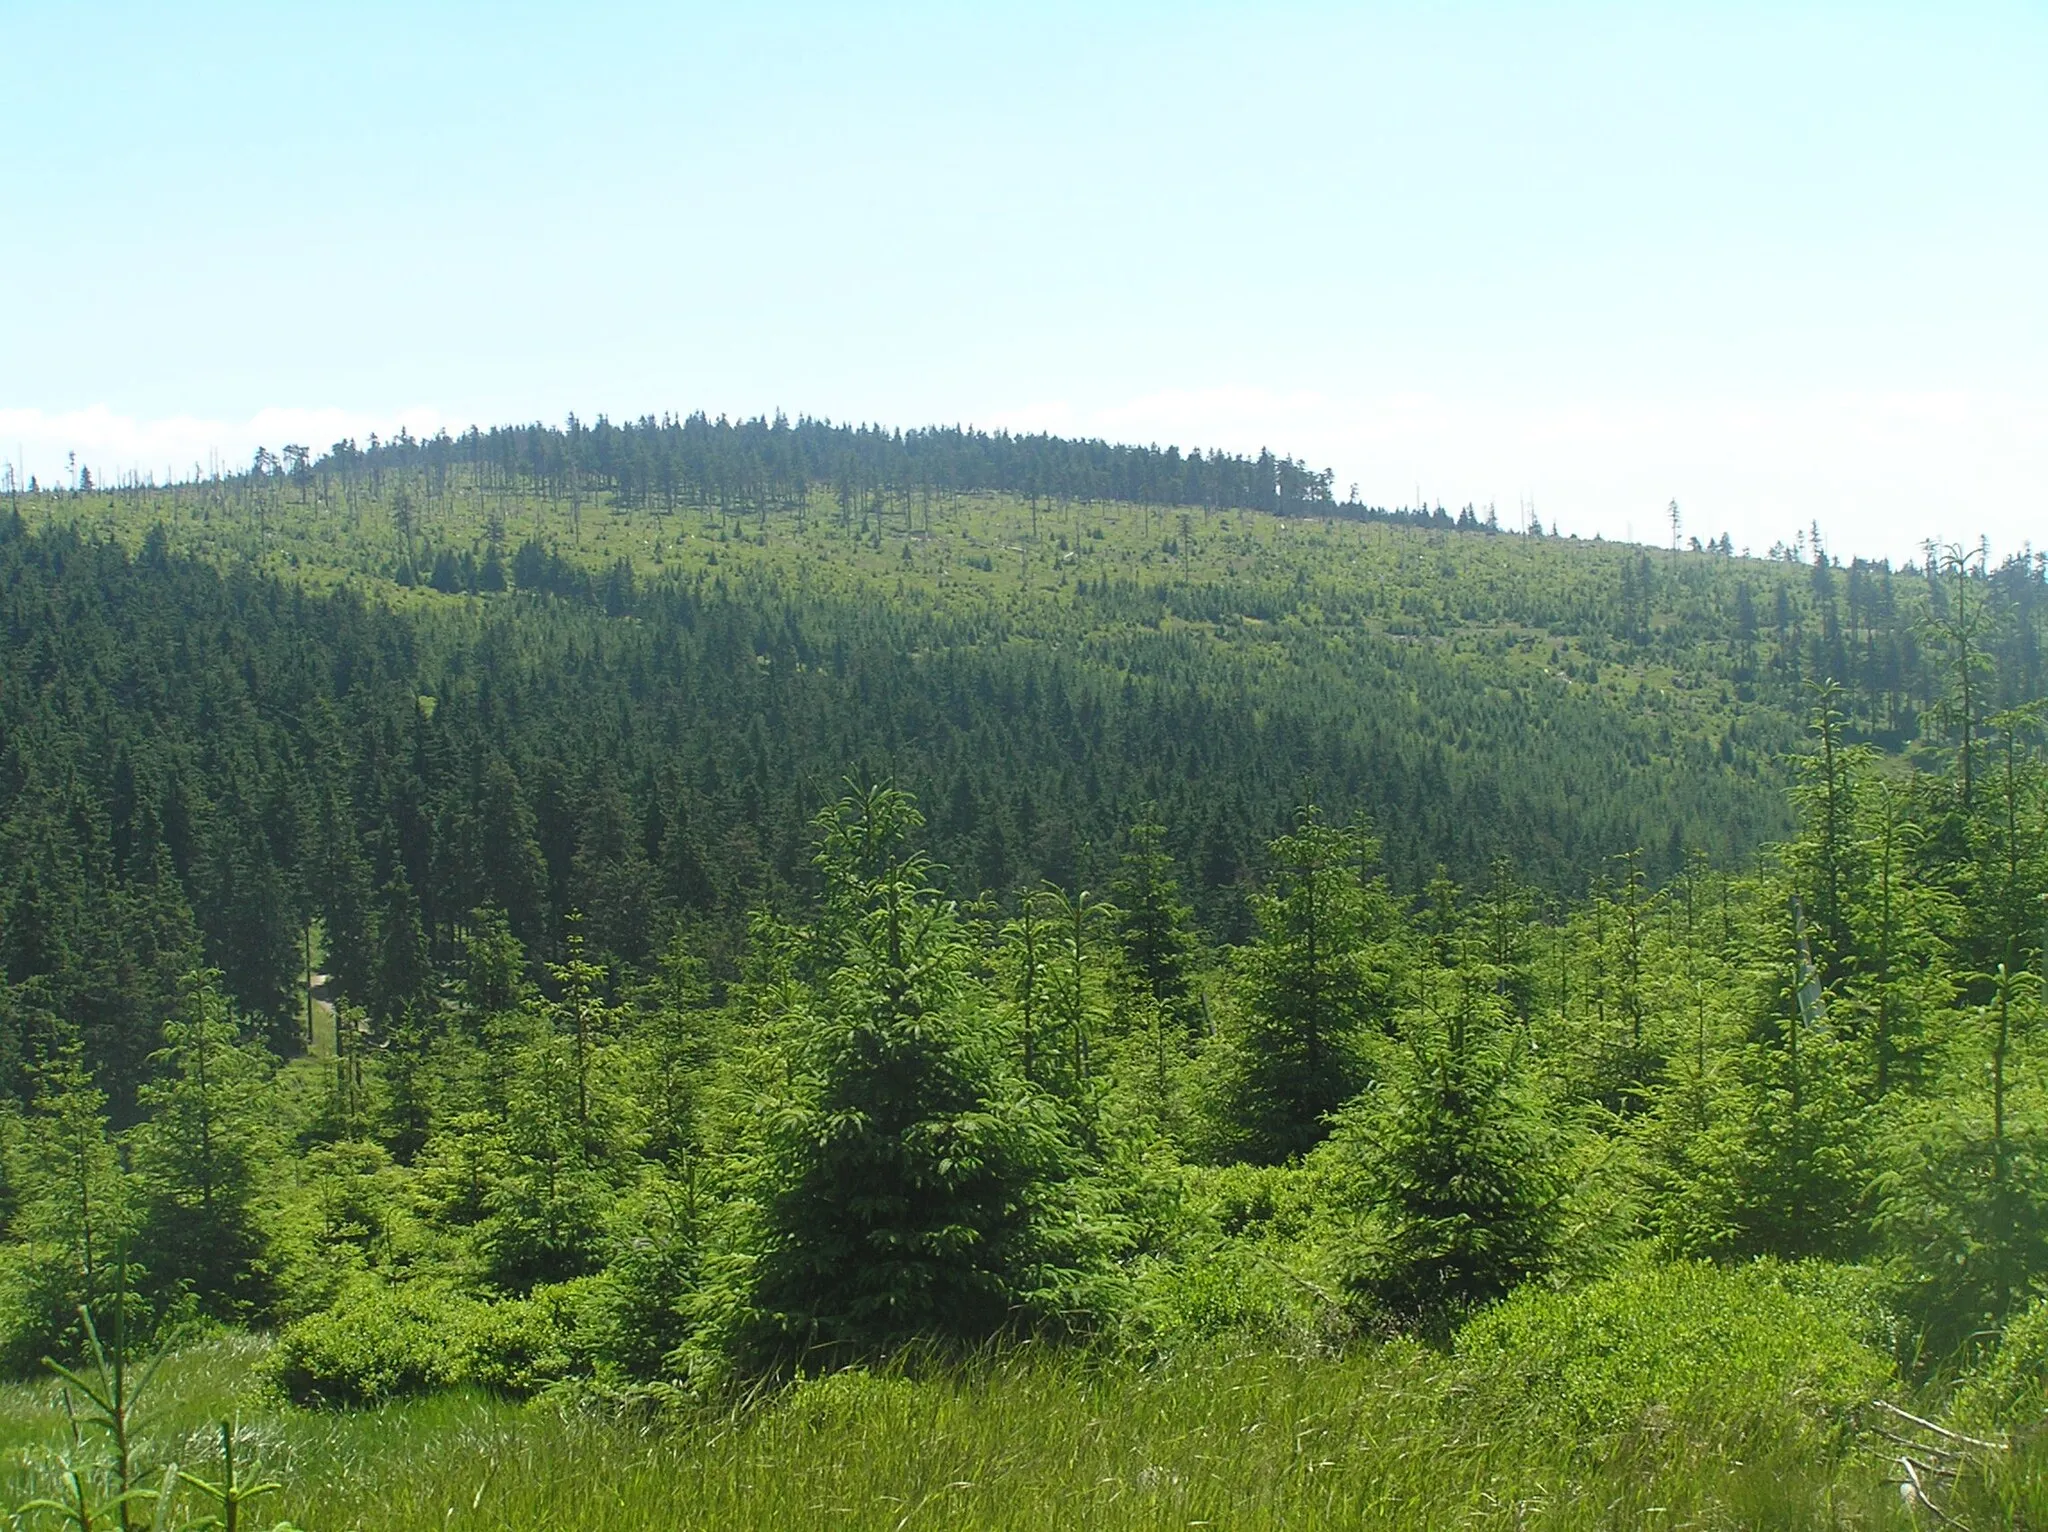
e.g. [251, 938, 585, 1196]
[4, 2, 2042, 561]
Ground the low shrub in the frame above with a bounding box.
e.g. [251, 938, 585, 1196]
[1954, 1294, 2048, 1426]
[1195, 1162, 1328, 1245]
[1127, 1245, 1329, 1348]
[1121, 1161, 1348, 1349]
[774, 1366, 921, 1431]
[266, 1281, 466, 1406]
[1454, 1259, 1889, 1442]
[267, 1279, 596, 1406]
[1760, 1258, 1907, 1362]
[455, 1281, 591, 1397]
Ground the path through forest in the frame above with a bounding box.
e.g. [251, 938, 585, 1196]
[307, 972, 337, 1058]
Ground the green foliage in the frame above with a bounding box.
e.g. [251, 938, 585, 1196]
[265, 1276, 611, 1408]
[475, 1030, 609, 1290]
[18, 470, 2028, 1072]
[128, 974, 277, 1323]
[453, 1284, 589, 1397]
[0, 1048, 130, 1373]
[457, 906, 530, 1020]
[2, 452, 2048, 1515]
[1206, 810, 1400, 1164]
[1336, 976, 1560, 1332]
[1838, 776, 1955, 1096]
[390, 965, 650, 1297]
[575, 1174, 698, 1380]
[709, 787, 1108, 1368]
[173, 1420, 300, 1532]
[1876, 971, 2048, 1366]
[1127, 1243, 1329, 1349]
[264, 1138, 423, 1322]
[22, 1290, 172, 1532]
[1454, 1260, 1889, 1438]
[1121, 1160, 1346, 1349]
[1108, 814, 1201, 1022]
[1, 1333, 1921, 1529]
[1659, 1026, 1876, 1262]
[1954, 1291, 2048, 1424]
[263, 1282, 465, 1406]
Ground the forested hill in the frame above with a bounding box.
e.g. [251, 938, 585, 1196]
[305, 413, 1352, 520]
[2, 446, 2044, 1101]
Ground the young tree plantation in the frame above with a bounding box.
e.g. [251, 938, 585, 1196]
[2, 425, 2047, 1529]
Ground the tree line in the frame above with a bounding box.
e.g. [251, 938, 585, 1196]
[300, 414, 1346, 523]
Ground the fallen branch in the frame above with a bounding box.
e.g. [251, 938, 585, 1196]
[1872, 1400, 2006, 1454]
[1870, 1425, 1965, 1463]
[1900, 1454, 1961, 1482]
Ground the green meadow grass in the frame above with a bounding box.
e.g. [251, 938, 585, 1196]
[0, 1333, 1925, 1532]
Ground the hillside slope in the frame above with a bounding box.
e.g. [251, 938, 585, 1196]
[4, 431, 2042, 1051]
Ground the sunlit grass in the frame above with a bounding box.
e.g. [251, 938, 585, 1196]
[0, 1333, 1919, 1531]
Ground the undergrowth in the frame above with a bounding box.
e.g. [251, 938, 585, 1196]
[0, 1324, 1927, 1532]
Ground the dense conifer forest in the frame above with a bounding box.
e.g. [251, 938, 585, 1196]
[3, 424, 2047, 1528]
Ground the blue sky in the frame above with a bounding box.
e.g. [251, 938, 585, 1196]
[3, 1, 2042, 559]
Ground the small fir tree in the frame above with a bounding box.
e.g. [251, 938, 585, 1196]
[1208, 808, 1398, 1164]
[130, 972, 275, 1321]
[724, 785, 1095, 1367]
[1109, 813, 1200, 1024]
[1345, 975, 1558, 1333]
[0, 1042, 130, 1369]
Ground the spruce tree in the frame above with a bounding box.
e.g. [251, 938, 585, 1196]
[1787, 684, 1871, 989]
[1661, 920, 1875, 1263]
[370, 868, 432, 1029]
[0, 1042, 128, 1368]
[458, 905, 529, 1023]
[1036, 884, 1117, 1111]
[130, 972, 275, 1320]
[1879, 961, 2048, 1362]
[1208, 808, 1398, 1164]
[466, 930, 636, 1291]
[476, 1020, 614, 1291]
[729, 785, 1091, 1366]
[1843, 778, 1953, 1097]
[1345, 974, 1556, 1332]
[1109, 813, 1200, 1024]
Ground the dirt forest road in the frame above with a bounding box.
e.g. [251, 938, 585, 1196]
[307, 973, 337, 1058]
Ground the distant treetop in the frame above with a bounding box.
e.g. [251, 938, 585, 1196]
[308, 412, 1481, 525]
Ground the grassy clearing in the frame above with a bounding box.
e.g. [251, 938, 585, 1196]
[0, 1333, 1919, 1531]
